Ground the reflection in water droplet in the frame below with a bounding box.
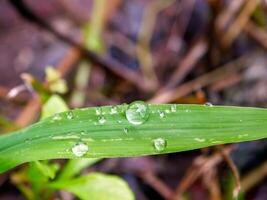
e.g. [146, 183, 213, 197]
[98, 116, 106, 124]
[110, 106, 118, 114]
[72, 142, 88, 157]
[205, 102, 213, 107]
[53, 113, 61, 121]
[153, 138, 167, 152]
[171, 105, 177, 112]
[67, 111, 74, 119]
[125, 101, 149, 125]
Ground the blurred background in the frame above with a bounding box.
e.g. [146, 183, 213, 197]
[1, 0, 267, 199]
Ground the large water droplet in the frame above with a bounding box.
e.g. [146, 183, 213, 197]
[72, 142, 88, 157]
[98, 116, 106, 124]
[67, 111, 74, 119]
[153, 138, 167, 152]
[125, 101, 149, 125]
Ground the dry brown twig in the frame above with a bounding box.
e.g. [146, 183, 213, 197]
[149, 52, 258, 103]
[216, 145, 241, 199]
[219, 0, 261, 48]
[172, 146, 234, 200]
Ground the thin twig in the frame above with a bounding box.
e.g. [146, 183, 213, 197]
[9, 0, 149, 92]
[216, 145, 241, 199]
[149, 52, 258, 103]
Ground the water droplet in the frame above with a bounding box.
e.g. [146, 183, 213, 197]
[171, 105, 177, 112]
[98, 116, 106, 124]
[117, 120, 122, 124]
[52, 134, 80, 140]
[194, 138, 206, 142]
[159, 111, 165, 118]
[153, 138, 167, 152]
[67, 111, 74, 119]
[53, 113, 61, 121]
[72, 142, 88, 157]
[125, 101, 149, 125]
[123, 128, 129, 134]
[205, 102, 213, 107]
[95, 107, 102, 115]
[110, 106, 118, 114]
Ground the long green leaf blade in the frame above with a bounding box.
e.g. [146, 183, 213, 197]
[1, 103, 267, 173]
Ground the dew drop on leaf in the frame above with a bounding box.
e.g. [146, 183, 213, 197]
[194, 138, 206, 142]
[53, 113, 61, 121]
[158, 111, 165, 118]
[72, 142, 88, 157]
[67, 111, 74, 119]
[125, 101, 149, 125]
[153, 138, 167, 152]
[171, 105, 177, 112]
[98, 116, 106, 124]
[110, 106, 118, 114]
[205, 102, 213, 107]
[123, 128, 129, 134]
[95, 107, 102, 115]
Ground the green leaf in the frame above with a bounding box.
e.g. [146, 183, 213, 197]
[41, 94, 68, 120]
[45, 67, 68, 94]
[1, 103, 267, 173]
[58, 158, 100, 180]
[33, 161, 59, 179]
[49, 172, 134, 200]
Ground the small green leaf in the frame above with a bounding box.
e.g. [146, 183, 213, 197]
[45, 67, 68, 94]
[50, 172, 134, 200]
[34, 161, 59, 179]
[58, 158, 100, 180]
[41, 95, 68, 120]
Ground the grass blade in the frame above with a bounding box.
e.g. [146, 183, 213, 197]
[1, 103, 267, 173]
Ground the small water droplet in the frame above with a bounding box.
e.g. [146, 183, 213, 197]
[72, 142, 88, 157]
[171, 105, 177, 112]
[53, 113, 61, 121]
[159, 111, 165, 118]
[95, 107, 102, 115]
[165, 109, 170, 114]
[194, 138, 206, 142]
[205, 102, 213, 107]
[153, 138, 167, 152]
[123, 128, 129, 134]
[117, 120, 122, 124]
[98, 116, 106, 124]
[125, 101, 149, 125]
[110, 106, 118, 114]
[67, 111, 74, 119]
